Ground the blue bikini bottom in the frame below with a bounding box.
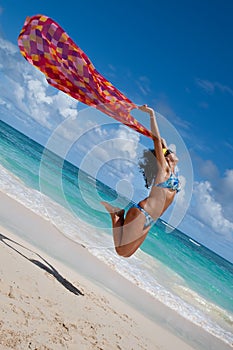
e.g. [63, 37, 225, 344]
[131, 203, 156, 229]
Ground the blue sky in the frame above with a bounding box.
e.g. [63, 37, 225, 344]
[0, 1, 233, 262]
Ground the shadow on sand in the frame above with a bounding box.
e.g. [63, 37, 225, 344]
[0, 233, 84, 296]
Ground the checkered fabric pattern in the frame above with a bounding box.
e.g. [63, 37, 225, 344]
[18, 15, 152, 138]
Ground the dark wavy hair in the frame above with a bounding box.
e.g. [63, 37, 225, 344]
[138, 149, 159, 189]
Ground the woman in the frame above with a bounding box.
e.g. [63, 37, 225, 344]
[101, 105, 180, 257]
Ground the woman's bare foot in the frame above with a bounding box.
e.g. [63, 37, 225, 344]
[101, 202, 125, 225]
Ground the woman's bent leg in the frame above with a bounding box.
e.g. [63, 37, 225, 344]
[100, 202, 125, 249]
[101, 202, 150, 257]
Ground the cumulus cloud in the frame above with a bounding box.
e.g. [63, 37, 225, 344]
[195, 157, 233, 221]
[215, 169, 233, 219]
[0, 36, 79, 132]
[113, 125, 139, 159]
[0, 37, 17, 55]
[53, 92, 78, 120]
[79, 124, 140, 176]
[192, 180, 233, 238]
[221, 169, 233, 188]
[185, 155, 233, 256]
[175, 174, 186, 206]
[198, 159, 219, 180]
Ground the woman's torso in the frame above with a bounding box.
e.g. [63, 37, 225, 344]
[140, 166, 179, 219]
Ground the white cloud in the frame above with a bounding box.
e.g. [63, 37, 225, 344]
[190, 156, 233, 234]
[53, 91, 78, 120]
[176, 174, 186, 206]
[193, 180, 233, 238]
[0, 37, 17, 55]
[114, 125, 139, 159]
[94, 125, 108, 137]
[196, 78, 233, 96]
[91, 125, 140, 173]
[222, 169, 233, 188]
[199, 159, 219, 180]
[155, 97, 191, 131]
[70, 122, 141, 194]
[224, 141, 233, 152]
[0, 36, 79, 133]
[136, 76, 151, 96]
[217, 169, 233, 219]
[27, 79, 53, 104]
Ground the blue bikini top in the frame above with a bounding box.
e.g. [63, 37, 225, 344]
[154, 172, 181, 192]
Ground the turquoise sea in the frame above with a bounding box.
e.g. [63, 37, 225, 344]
[0, 120, 233, 348]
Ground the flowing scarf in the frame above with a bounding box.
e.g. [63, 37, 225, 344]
[18, 15, 152, 138]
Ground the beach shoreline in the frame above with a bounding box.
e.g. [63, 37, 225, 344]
[0, 191, 232, 350]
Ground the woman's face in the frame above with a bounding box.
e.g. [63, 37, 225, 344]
[166, 151, 179, 165]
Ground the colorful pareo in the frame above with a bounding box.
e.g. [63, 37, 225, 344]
[18, 15, 152, 138]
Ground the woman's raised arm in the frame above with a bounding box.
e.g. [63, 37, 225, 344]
[138, 105, 166, 166]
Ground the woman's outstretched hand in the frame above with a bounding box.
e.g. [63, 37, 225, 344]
[138, 104, 154, 115]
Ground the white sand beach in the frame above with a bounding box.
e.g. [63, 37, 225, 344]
[0, 191, 231, 350]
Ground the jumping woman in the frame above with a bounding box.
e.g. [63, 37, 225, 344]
[101, 105, 180, 257]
